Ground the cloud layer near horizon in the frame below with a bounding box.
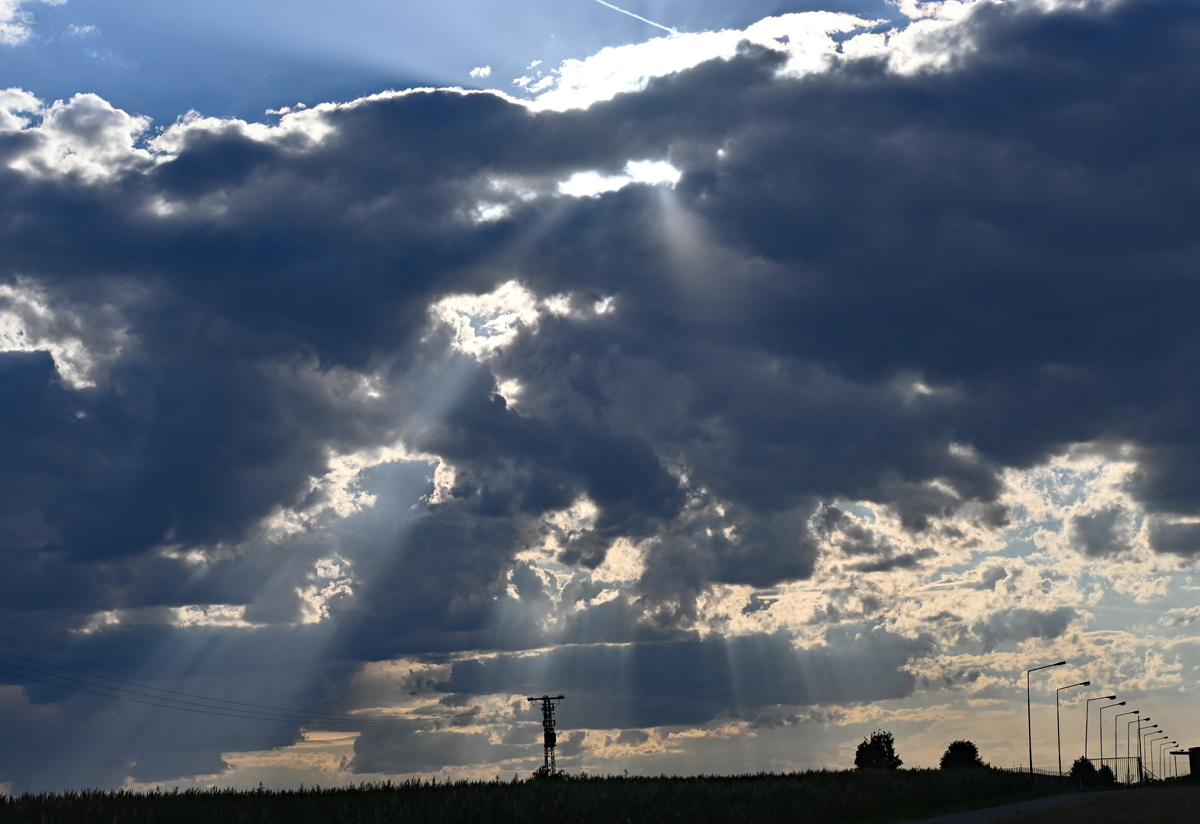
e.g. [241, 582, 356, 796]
[1, 0, 1199, 791]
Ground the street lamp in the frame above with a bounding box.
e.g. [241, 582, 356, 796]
[1171, 748, 1186, 778]
[1128, 716, 1148, 758]
[1114, 710, 1137, 771]
[1157, 740, 1175, 778]
[1140, 724, 1159, 782]
[1148, 735, 1168, 778]
[1056, 681, 1090, 774]
[1027, 661, 1066, 775]
[1098, 701, 1125, 764]
[1084, 694, 1116, 760]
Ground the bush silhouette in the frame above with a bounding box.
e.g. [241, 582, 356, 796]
[1070, 756, 1098, 783]
[940, 740, 986, 769]
[855, 729, 903, 770]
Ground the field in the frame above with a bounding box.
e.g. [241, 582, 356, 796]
[0, 768, 1097, 824]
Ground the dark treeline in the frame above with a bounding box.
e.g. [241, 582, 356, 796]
[0, 768, 1061, 824]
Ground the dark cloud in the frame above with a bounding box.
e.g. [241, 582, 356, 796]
[0, 625, 350, 791]
[1070, 506, 1132, 557]
[428, 630, 928, 730]
[0, 0, 1197, 789]
[849, 547, 936, 573]
[971, 565, 1009, 591]
[351, 728, 528, 775]
[974, 607, 1078, 653]
[1146, 517, 1200, 557]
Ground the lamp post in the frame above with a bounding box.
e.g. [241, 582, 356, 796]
[1114, 710, 1136, 773]
[1140, 724, 1158, 782]
[1147, 738, 1166, 777]
[1056, 681, 1090, 775]
[1027, 661, 1066, 775]
[1157, 740, 1175, 778]
[1098, 701, 1125, 765]
[1128, 715, 1147, 759]
[1084, 694, 1116, 760]
[1148, 735, 1168, 779]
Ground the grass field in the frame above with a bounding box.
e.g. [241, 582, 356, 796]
[0, 768, 1091, 824]
[991, 782, 1200, 824]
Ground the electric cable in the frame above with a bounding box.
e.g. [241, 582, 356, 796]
[0, 650, 422, 720]
[0, 653, 501, 726]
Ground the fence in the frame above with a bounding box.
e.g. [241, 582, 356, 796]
[1093, 757, 1144, 785]
[1168, 753, 1192, 779]
[1010, 756, 1190, 785]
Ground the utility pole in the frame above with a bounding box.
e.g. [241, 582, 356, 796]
[528, 694, 565, 776]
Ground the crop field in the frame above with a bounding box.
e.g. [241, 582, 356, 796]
[0, 768, 1089, 824]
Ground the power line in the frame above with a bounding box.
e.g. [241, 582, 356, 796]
[0, 651, 404, 720]
[0, 665, 351, 724]
[0, 663, 495, 726]
[0, 652, 500, 726]
[0, 663, 372, 724]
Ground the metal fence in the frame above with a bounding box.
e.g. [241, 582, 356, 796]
[1093, 757, 1144, 784]
[1010, 756, 1190, 785]
[1169, 753, 1193, 779]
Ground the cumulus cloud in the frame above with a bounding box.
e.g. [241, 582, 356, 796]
[1069, 505, 1135, 557]
[1146, 517, 1200, 557]
[2, 92, 156, 181]
[0, 0, 61, 46]
[975, 607, 1079, 653]
[1, 0, 1200, 790]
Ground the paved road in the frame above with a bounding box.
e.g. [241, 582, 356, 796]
[894, 791, 1111, 824]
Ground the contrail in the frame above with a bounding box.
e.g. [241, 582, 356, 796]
[590, 0, 678, 35]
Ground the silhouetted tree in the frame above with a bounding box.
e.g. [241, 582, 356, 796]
[1070, 756, 1118, 787]
[1070, 756, 1097, 783]
[855, 729, 903, 770]
[940, 740, 986, 769]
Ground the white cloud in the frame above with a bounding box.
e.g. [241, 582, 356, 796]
[2, 92, 156, 182]
[519, 2, 1063, 112]
[0, 279, 131, 388]
[173, 604, 257, 628]
[431, 280, 542, 359]
[297, 556, 354, 624]
[469, 66, 491, 78]
[258, 438, 443, 541]
[528, 11, 873, 112]
[557, 170, 629, 198]
[0, 87, 346, 185]
[0, 87, 40, 129]
[151, 104, 336, 157]
[0, 0, 63, 46]
[558, 159, 681, 197]
[1162, 606, 1200, 627]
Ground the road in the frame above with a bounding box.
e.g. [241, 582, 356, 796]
[895, 791, 1112, 824]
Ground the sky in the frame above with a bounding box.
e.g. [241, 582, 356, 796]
[0, 0, 1199, 794]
